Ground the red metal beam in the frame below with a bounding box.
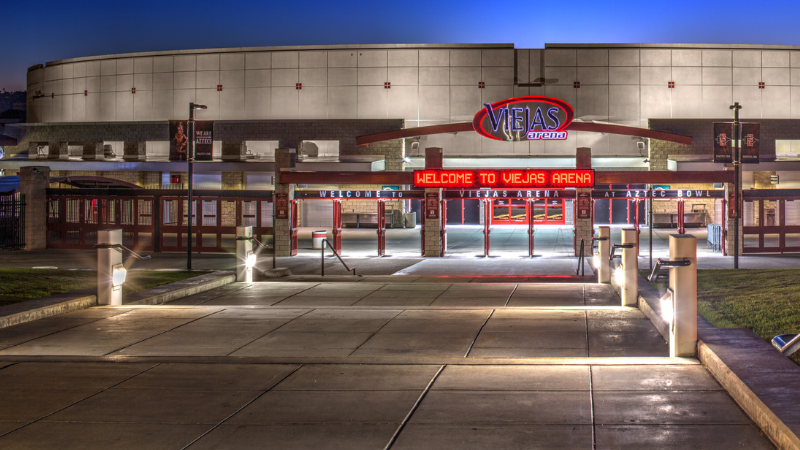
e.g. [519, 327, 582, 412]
[596, 171, 733, 184]
[280, 171, 414, 185]
[280, 170, 732, 186]
[356, 122, 692, 146]
[565, 122, 693, 145]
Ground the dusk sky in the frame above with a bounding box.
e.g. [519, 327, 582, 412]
[5, 0, 800, 92]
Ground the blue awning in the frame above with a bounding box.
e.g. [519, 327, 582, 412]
[0, 176, 20, 194]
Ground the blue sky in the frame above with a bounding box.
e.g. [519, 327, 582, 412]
[4, 0, 800, 91]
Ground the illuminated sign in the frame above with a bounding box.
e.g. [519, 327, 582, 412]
[472, 96, 574, 141]
[594, 189, 724, 199]
[294, 190, 423, 199]
[444, 190, 573, 199]
[414, 169, 594, 189]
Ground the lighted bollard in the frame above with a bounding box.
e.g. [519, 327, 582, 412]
[620, 228, 638, 306]
[667, 234, 697, 357]
[97, 229, 124, 306]
[236, 226, 255, 282]
[596, 226, 610, 283]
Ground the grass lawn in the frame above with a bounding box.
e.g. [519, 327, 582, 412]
[645, 268, 800, 364]
[0, 269, 209, 307]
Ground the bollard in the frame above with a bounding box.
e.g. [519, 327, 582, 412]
[621, 229, 638, 306]
[669, 234, 697, 357]
[97, 229, 124, 306]
[236, 226, 255, 283]
[597, 226, 610, 283]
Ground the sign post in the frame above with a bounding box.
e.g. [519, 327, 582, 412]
[730, 102, 742, 269]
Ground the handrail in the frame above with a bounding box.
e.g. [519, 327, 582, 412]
[575, 238, 585, 276]
[647, 257, 691, 282]
[609, 243, 634, 261]
[94, 243, 152, 260]
[321, 239, 357, 276]
[236, 236, 271, 249]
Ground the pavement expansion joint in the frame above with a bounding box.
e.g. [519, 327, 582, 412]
[0, 355, 701, 365]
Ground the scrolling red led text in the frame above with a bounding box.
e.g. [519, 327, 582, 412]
[414, 169, 594, 189]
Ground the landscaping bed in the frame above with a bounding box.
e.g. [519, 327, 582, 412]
[0, 269, 209, 307]
[645, 268, 800, 364]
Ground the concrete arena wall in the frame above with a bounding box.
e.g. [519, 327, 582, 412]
[26, 43, 800, 158]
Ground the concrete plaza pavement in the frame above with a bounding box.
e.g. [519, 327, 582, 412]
[0, 280, 775, 449]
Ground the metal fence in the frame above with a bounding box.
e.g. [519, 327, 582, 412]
[46, 188, 273, 252]
[0, 192, 25, 251]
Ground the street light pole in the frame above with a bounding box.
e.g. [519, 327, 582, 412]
[187, 102, 207, 271]
[730, 102, 742, 269]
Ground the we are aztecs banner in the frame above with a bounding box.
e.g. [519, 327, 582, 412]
[169, 120, 213, 161]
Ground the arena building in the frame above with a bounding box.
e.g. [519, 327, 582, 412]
[3, 43, 800, 256]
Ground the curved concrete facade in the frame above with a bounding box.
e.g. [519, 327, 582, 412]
[26, 43, 800, 157]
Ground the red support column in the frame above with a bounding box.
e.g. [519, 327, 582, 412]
[528, 199, 535, 257]
[290, 199, 298, 256]
[332, 199, 342, 254]
[634, 199, 640, 256]
[377, 199, 386, 257]
[678, 199, 685, 234]
[440, 199, 447, 256]
[483, 199, 491, 257]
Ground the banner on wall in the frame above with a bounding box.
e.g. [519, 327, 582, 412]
[169, 120, 213, 161]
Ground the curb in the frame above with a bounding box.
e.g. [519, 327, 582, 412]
[123, 271, 235, 306]
[0, 271, 235, 329]
[0, 291, 97, 329]
[698, 334, 800, 450]
[637, 277, 800, 450]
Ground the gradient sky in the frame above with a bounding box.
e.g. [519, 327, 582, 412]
[4, 0, 800, 91]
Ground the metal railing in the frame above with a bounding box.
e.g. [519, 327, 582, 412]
[236, 235, 271, 249]
[0, 192, 25, 251]
[94, 243, 152, 260]
[575, 238, 585, 276]
[321, 238, 357, 276]
[648, 257, 691, 282]
[610, 243, 634, 261]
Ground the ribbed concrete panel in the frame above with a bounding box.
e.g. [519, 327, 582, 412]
[299, 69, 327, 87]
[763, 87, 791, 118]
[388, 85, 418, 121]
[298, 86, 327, 119]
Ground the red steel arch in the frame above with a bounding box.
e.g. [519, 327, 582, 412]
[355, 121, 692, 146]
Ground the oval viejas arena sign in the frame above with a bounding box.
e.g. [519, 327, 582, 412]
[472, 96, 575, 141]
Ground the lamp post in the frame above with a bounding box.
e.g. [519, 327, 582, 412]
[187, 102, 207, 271]
[730, 102, 742, 269]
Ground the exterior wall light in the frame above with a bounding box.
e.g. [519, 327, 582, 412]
[660, 289, 674, 324]
[246, 252, 256, 269]
[112, 263, 127, 289]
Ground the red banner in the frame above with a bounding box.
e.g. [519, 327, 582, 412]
[741, 122, 760, 164]
[713, 122, 732, 164]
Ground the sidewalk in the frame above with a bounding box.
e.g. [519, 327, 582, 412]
[0, 280, 776, 449]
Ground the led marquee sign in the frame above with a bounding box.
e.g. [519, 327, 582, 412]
[414, 169, 594, 189]
[472, 96, 575, 141]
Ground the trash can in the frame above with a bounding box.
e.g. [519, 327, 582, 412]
[404, 212, 417, 228]
[312, 231, 327, 250]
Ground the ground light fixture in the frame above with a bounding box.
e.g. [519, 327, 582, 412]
[772, 333, 800, 356]
[187, 102, 208, 271]
[246, 252, 256, 269]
